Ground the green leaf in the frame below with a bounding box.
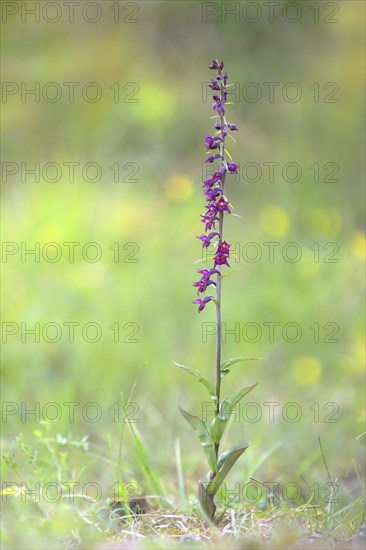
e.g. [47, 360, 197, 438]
[224, 148, 233, 161]
[220, 383, 258, 417]
[179, 408, 217, 472]
[221, 357, 259, 370]
[210, 383, 258, 444]
[220, 268, 242, 280]
[210, 416, 223, 446]
[174, 363, 217, 404]
[220, 357, 261, 378]
[198, 480, 216, 523]
[220, 369, 230, 377]
[205, 442, 251, 495]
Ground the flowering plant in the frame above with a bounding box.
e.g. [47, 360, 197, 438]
[176, 59, 258, 523]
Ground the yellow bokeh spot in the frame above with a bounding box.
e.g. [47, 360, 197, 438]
[259, 206, 289, 237]
[36, 224, 63, 244]
[164, 174, 193, 201]
[292, 357, 322, 385]
[351, 231, 365, 262]
[309, 208, 342, 237]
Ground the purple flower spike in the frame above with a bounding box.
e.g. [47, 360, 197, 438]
[193, 60, 239, 311]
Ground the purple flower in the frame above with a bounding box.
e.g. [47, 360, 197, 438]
[197, 234, 212, 247]
[214, 253, 230, 268]
[197, 232, 219, 248]
[227, 123, 238, 131]
[203, 171, 222, 188]
[204, 135, 221, 150]
[193, 267, 218, 293]
[205, 203, 219, 216]
[201, 214, 218, 231]
[203, 178, 215, 189]
[208, 59, 224, 71]
[205, 154, 221, 163]
[193, 277, 215, 293]
[209, 78, 221, 91]
[215, 197, 231, 213]
[227, 162, 239, 173]
[193, 296, 214, 312]
[218, 241, 231, 255]
[205, 187, 222, 202]
[199, 268, 220, 278]
[212, 101, 225, 116]
[213, 170, 223, 181]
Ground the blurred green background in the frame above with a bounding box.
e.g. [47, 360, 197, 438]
[1, 0, 365, 545]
